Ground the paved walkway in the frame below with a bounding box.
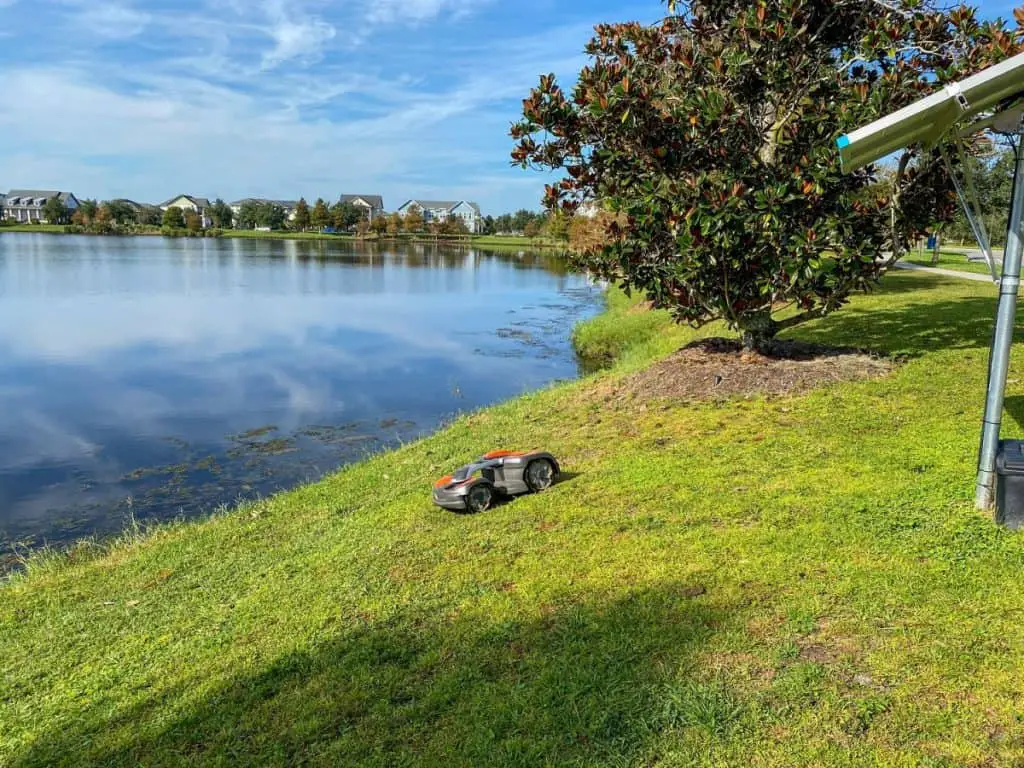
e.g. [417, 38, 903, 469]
[948, 248, 1003, 263]
[894, 261, 996, 283]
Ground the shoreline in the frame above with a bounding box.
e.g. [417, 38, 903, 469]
[1, 279, 603, 574]
[0, 225, 567, 251]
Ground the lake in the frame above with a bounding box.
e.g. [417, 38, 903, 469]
[0, 234, 602, 563]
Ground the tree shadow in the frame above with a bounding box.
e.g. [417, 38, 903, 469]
[871, 272, 971, 294]
[12, 585, 739, 767]
[790, 290, 1004, 357]
[1003, 395, 1024, 433]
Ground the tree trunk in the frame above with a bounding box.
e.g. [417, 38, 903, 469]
[739, 310, 779, 354]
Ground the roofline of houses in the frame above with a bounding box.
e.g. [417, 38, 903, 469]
[2, 189, 490, 229]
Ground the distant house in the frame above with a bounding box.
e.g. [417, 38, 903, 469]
[160, 195, 212, 228]
[339, 195, 384, 222]
[229, 199, 299, 225]
[110, 198, 147, 213]
[276, 200, 299, 221]
[2, 190, 80, 223]
[109, 199, 162, 225]
[396, 199, 483, 233]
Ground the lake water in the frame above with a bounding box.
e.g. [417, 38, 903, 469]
[0, 234, 602, 563]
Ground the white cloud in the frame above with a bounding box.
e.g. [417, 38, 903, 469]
[360, 0, 491, 37]
[0, 15, 595, 211]
[0, 292, 470, 362]
[76, 2, 150, 39]
[260, 0, 336, 69]
[365, 0, 489, 26]
[0, 61, 552, 207]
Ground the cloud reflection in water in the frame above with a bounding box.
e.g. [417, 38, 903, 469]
[0, 235, 601, 556]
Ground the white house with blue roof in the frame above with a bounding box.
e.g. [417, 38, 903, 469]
[396, 199, 482, 233]
[2, 190, 80, 223]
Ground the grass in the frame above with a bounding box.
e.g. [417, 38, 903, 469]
[6, 271, 1024, 766]
[573, 288, 682, 371]
[221, 229, 358, 241]
[221, 232, 568, 250]
[904, 250, 998, 275]
[0, 224, 66, 233]
[0, 227, 566, 249]
[472, 234, 566, 250]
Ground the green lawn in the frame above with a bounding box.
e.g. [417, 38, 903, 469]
[221, 229, 357, 241]
[6, 272, 1024, 766]
[0, 224, 66, 233]
[905, 250, 998, 275]
[220, 232, 562, 248]
[472, 234, 565, 249]
[0, 227, 566, 250]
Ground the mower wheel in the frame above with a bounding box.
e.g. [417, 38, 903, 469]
[465, 483, 494, 514]
[525, 458, 557, 492]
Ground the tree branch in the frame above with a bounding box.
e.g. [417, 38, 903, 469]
[775, 307, 829, 331]
[880, 150, 915, 270]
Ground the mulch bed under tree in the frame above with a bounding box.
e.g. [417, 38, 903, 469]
[608, 338, 894, 404]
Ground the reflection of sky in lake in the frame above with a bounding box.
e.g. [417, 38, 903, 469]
[0, 235, 602, 557]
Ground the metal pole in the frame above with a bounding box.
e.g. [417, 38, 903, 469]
[940, 143, 999, 282]
[977, 131, 1024, 511]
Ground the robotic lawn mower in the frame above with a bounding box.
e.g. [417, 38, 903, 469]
[433, 450, 560, 513]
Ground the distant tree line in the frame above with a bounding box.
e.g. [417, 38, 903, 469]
[2, 193, 578, 244]
[66, 199, 163, 232]
[483, 209, 547, 236]
[944, 145, 1015, 248]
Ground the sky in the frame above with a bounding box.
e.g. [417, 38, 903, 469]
[0, 0, 1020, 215]
[0, 0, 662, 215]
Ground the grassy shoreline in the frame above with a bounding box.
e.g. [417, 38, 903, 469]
[7, 271, 1024, 765]
[0, 226, 565, 250]
[0, 223, 67, 233]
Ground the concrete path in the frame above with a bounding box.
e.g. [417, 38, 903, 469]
[965, 249, 999, 262]
[894, 261, 996, 283]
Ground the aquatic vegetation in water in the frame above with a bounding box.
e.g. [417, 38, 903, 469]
[228, 425, 279, 441]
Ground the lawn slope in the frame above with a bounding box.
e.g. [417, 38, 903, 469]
[4, 271, 1024, 767]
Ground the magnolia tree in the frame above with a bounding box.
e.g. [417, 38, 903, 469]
[512, 0, 1024, 350]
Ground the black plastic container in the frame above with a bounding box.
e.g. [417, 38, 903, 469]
[996, 440, 1024, 529]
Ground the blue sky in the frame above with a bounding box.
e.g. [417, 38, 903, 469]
[0, 0, 1018, 215]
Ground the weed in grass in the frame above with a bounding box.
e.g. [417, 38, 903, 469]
[656, 678, 747, 736]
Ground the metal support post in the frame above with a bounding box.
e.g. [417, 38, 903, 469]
[977, 131, 1024, 510]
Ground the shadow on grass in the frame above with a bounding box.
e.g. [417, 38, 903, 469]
[791, 285, 1003, 357]
[12, 586, 740, 767]
[445, 473, 584, 516]
[1003, 395, 1024, 433]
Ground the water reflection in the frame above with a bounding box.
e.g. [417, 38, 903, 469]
[0, 235, 600, 562]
